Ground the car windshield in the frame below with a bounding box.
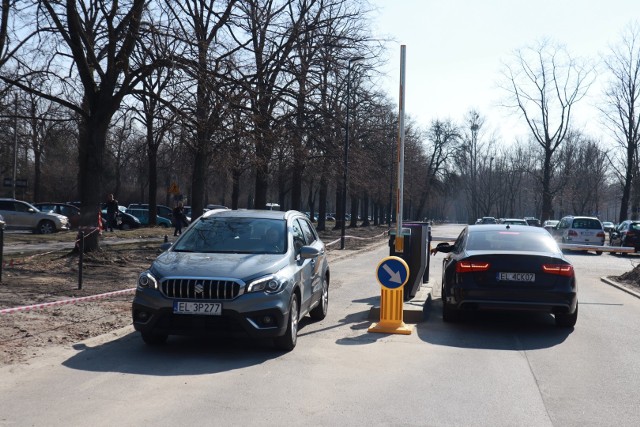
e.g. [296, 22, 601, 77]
[172, 217, 287, 254]
[466, 230, 560, 253]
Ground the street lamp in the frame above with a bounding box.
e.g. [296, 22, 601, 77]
[341, 56, 365, 250]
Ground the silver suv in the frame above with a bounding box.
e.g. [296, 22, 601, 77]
[555, 215, 605, 254]
[132, 209, 330, 351]
[0, 198, 70, 234]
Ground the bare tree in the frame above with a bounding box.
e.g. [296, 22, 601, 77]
[0, 0, 169, 243]
[501, 39, 594, 221]
[601, 22, 640, 222]
[415, 119, 460, 219]
[456, 110, 489, 222]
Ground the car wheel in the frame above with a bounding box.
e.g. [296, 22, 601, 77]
[595, 251, 602, 255]
[441, 284, 460, 323]
[141, 332, 168, 345]
[274, 295, 299, 351]
[310, 275, 329, 320]
[37, 220, 55, 234]
[555, 303, 578, 328]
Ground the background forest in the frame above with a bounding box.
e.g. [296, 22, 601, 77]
[0, 1, 639, 229]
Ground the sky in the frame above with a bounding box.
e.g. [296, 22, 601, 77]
[369, 0, 638, 144]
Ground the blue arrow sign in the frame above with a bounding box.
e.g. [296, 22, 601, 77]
[376, 256, 410, 289]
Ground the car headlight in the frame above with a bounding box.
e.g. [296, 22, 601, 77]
[138, 271, 158, 290]
[247, 275, 289, 294]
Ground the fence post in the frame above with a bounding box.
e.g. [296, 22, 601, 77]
[0, 227, 4, 283]
[78, 231, 84, 290]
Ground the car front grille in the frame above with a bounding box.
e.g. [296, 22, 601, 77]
[160, 278, 243, 300]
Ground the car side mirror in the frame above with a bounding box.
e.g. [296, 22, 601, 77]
[299, 245, 320, 259]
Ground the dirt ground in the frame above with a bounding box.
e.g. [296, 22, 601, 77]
[0, 224, 389, 366]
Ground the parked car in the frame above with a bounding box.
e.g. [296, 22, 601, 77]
[501, 218, 528, 225]
[101, 208, 141, 230]
[33, 202, 81, 229]
[543, 220, 560, 236]
[432, 224, 578, 327]
[132, 209, 330, 351]
[609, 220, 640, 254]
[524, 217, 541, 226]
[0, 198, 70, 234]
[128, 203, 191, 223]
[480, 216, 497, 224]
[602, 221, 616, 233]
[554, 215, 605, 254]
[125, 207, 172, 227]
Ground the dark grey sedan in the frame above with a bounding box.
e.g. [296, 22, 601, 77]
[433, 224, 578, 327]
[132, 209, 330, 351]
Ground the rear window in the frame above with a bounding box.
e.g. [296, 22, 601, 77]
[466, 230, 560, 253]
[630, 223, 640, 230]
[571, 219, 602, 230]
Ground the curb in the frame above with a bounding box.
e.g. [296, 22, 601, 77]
[600, 276, 640, 299]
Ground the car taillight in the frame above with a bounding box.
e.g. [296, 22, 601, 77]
[597, 232, 605, 238]
[542, 264, 574, 277]
[568, 230, 578, 237]
[627, 231, 636, 237]
[456, 261, 490, 273]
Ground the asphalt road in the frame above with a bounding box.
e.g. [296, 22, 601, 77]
[1, 224, 639, 426]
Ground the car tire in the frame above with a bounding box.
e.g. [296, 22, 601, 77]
[274, 295, 299, 351]
[595, 251, 602, 255]
[37, 220, 55, 234]
[441, 284, 460, 323]
[310, 275, 329, 320]
[141, 332, 168, 345]
[555, 303, 578, 328]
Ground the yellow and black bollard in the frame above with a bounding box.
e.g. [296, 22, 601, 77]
[368, 256, 412, 335]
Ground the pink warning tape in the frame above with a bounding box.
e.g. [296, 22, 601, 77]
[0, 288, 136, 315]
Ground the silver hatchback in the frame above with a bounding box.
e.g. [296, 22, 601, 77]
[555, 216, 605, 254]
[0, 198, 70, 234]
[132, 209, 330, 351]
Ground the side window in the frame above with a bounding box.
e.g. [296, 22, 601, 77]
[452, 229, 467, 254]
[291, 219, 306, 253]
[299, 219, 317, 244]
[0, 201, 14, 211]
[14, 202, 31, 213]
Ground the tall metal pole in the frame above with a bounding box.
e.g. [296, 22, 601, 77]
[341, 56, 364, 250]
[13, 94, 18, 199]
[395, 45, 407, 253]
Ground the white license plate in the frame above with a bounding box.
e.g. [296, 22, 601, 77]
[497, 272, 535, 282]
[173, 301, 222, 315]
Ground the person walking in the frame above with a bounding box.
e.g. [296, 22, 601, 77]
[173, 202, 187, 236]
[105, 193, 119, 232]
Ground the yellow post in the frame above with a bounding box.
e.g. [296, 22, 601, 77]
[368, 256, 412, 335]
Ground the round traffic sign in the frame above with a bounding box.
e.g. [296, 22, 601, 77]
[376, 256, 410, 289]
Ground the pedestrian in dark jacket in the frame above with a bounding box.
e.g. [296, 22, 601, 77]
[106, 193, 119, 232]
[173, 202, 187, 236]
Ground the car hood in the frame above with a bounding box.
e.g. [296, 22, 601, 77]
[150, 251, 290, 282]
